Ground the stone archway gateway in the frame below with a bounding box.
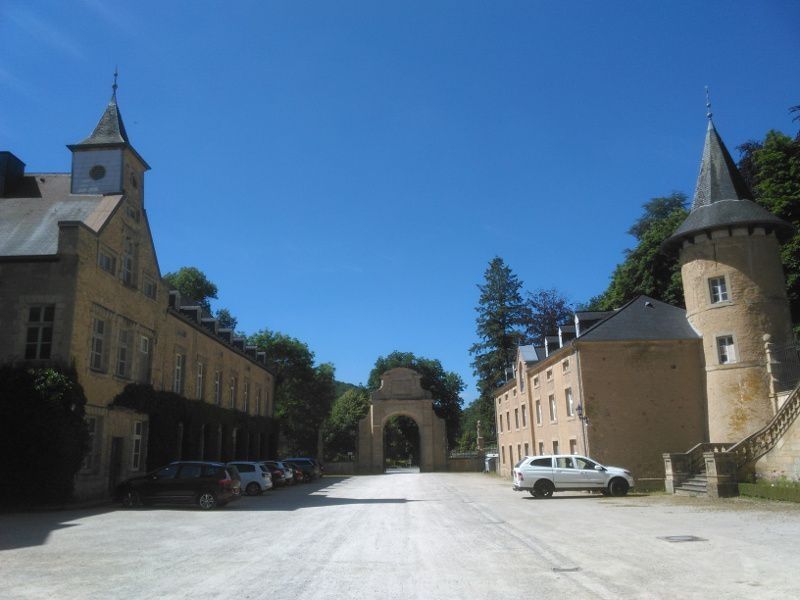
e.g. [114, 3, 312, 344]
[357, 367, 448, 473]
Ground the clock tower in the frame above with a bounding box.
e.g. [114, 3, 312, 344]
[67, 73, 149, 205]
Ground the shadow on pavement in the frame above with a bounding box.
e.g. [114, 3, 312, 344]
[0, 507, 112, 551]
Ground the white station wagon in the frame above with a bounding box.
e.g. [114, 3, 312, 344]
[512, 454, 634, 498]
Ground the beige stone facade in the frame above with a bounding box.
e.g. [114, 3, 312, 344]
[357, 368, 448, 473]
[495, 298, 708, 483]
[0, 96, 275, 499]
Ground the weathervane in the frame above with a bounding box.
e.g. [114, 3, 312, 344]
[705, 85, 712, 121]
[112, 66, 119, 99]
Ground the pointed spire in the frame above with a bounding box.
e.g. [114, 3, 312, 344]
[690, 114, 751, 211]
[74, 70, 129, 146]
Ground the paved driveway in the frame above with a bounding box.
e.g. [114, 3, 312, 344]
[1, 472, 799, 599]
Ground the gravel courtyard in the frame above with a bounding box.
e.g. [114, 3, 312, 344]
[1, 472, 799, 599]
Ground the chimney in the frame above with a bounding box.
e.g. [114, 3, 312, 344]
[0, 152, 25, 196]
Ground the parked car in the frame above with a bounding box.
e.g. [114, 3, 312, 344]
[512, 454, 634, 498]
[263, 460, 294, 486]
[228, 461, 273, 496]
[116, 461, 241, 510]
[261, 462, 289, 487]
[283, 457, 321, 481]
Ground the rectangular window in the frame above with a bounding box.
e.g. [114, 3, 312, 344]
[229, 376, 237, 409]
[501, 446, 506, 464]
[565, 388, 574, 417]
[116, 329, 131, 378]
[98, 250, 116, 275]
[506, 411, 510, 431]
[533, 376, 540, 388]
[517, 443, 521, 461]
[549, 394, 557, 421]
[121, 236, 136, 287]
[709, 276, 729, 303]
[90, 317, 108, 371]
[498, 416, 503, 433]
[535, 400, 542, 425]
[143, 275, 157, 300]
[562, 359, 570, 373]
[131, 420, 143, 470]
[521, 405, 527, 428]
[514, 408, 519, 429]
[25, 305, 54, 360]
[214, 371, 221, 405]
[524, 443, 529, 456]
[717, 335, 737, 364]
[82, 416, 100, 472]
[569, 439, 577, 454]
[196, 362, 204, 400]
[552, 440, 560, 454]
[243, 381, 250, 413]
[256, 388, 262, 416]
[509, 445, 514, 464]
[173, 353, 185, 394]
[546, 369, 553, 381]
[137, 335, 151, 383]
[538, 441, 544, 455]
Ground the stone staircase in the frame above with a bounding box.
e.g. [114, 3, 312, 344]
[674, 472, 708, 496]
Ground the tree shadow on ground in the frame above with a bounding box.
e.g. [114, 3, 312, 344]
[0, 507, 113, 551]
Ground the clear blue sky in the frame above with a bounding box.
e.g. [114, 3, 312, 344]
[2, 1, 798, 402]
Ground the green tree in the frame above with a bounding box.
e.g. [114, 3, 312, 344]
[0, 367, 89, 506]
[323, 387, 370, 461]
[740, 130, 800, 326]
[468, 257, 530, 441]
[367, 351, 464, 448]
[587, 194, 688, 310]
[249, 329, 335, 457]
[163, 266, 218, 313]
[215, 308, 238, 331]
[525, 288, 572, 344]
[456, 400, 482, 451]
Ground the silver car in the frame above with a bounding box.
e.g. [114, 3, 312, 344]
[227, 461, 273, 496]
[512, 454, 634, 498]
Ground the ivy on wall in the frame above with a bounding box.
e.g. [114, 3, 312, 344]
[112, 384, 278, 469]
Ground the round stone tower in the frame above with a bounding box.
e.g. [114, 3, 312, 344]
[665, 117, 794, 443]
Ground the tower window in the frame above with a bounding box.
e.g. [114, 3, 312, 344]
[709, 276, 729, 304]
[717, 335, 737, 364]
[89, 165, 106, 180]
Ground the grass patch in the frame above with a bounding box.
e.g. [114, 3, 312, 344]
[739, 481, 800, 503]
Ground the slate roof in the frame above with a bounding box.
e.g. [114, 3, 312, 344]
[0, 174, 119, 256]
[576, 295, 699, 342]
[74, 93, 129, 146]
[665, 119, 792, 248]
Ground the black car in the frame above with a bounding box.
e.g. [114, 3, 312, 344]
[116, 461, 242, 510]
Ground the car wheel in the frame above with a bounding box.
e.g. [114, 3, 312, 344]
[197, 491, 218, 510]
[533, 480, 555, 499]
[246, 482, 261, 496]
[121, 489, 140, 508]
[608, 478, 629, 497]
[528, 489, 538, 498]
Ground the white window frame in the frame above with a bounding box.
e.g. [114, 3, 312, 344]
[25, 305, 55, 360]
[548, 394, 557, 421]
[565, 387, 574, 417]
[90, 317, 107, 371]
[196, 362, 204, 400]
[98, 248, 117, 275]
[709, 276, 729, 304]
[521, 404, 527, 428]
[717, 335, 737, 364]
[173, 353, 185, 394]
[552, 440, 560, 455]
[116, 328, 131, 378]
[562, 359, 570, 373]
[546, 369, 553, 381]
[535, 400, 542, 425]
[131, 420, 143, 470]
[538, 441, 544, 456]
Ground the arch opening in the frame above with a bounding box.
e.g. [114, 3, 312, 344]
[383, 415, 420, 472]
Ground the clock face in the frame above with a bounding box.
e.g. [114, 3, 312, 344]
[89, 165, 106, 180]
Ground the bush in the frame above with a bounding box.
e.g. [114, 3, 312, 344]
[0, 366, 89, 507]
[739, 480, 800, 503]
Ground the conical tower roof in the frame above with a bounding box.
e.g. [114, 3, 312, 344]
[665, 118, 791, 248]
[75, 90, 129, 145]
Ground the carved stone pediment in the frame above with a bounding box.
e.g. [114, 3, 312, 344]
[371, 367, 432, 401]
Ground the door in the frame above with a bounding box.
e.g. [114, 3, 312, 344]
[553, 456, 583, 488]
[574, 456, 606, 488]
[107, 437, 123, 494]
